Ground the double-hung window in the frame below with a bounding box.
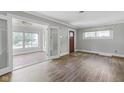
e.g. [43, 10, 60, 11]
[13, 32, 23, 49]
[13, 32, 39, 49]
[25, 33, 39, 48]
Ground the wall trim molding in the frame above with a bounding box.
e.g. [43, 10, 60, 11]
[76, 49, 124, 58]
[24, 11, 76, 29]
[77, 19, 124, 30]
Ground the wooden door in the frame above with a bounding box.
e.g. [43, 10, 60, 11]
[69, 31, 74, 53]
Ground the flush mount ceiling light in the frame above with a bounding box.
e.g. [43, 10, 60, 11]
[21, 21, 32, 25]
[79, 11, 84, 13]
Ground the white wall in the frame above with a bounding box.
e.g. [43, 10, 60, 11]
[77, 23, 124, 56]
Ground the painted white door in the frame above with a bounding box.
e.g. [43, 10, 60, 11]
[0, 15, 12, 76]
[48, 27, 60, 59]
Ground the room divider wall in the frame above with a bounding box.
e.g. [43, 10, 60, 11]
[0, 15, 12, 76]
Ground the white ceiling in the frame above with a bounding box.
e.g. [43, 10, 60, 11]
[28, 11, 124, 29]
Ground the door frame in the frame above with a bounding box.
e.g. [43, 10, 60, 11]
[68, 28, 76, 53]
[47, 26, 60, 59]
[0, 14, 13, 76]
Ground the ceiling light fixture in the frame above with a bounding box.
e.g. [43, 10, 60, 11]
[79, 11, 84, 13]
[21, 21, 32, 25]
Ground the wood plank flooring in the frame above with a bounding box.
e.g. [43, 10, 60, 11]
[13, 52, 48, 70]
[0, 52, 124, 82]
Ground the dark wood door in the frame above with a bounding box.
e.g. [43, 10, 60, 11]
[69, 31, 74, 53]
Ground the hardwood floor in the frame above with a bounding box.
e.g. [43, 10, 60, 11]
[0, 52, 124, 82]
[13, 52, 48, 70]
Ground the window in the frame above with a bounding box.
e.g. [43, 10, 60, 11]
[84, 32, 95, 39]
[13, 32, 39, 49]
[13, 32, 23, 49]
[83, 30, 113, 39]
[69, 32, 74, 37]
[31, 33, 38, 47]
[25, 33, 38, 48]
[96, 30, 110, 38]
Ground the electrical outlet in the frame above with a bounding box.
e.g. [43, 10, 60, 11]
[114, 50, 118, 53]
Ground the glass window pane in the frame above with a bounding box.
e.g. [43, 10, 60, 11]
[25, 33, 39, 48]
[13, 32, 23, 49]
[96, 31, 110, 37]
[69, 32, 74, 37]
[83, 30, 112, 40]
[84, 32, 96, 38]
[31, 33, 38, 47]
[25, 33, 32, 48]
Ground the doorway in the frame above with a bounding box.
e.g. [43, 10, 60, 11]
[12, 18, 49, 70]
[69, 31, 75, 53]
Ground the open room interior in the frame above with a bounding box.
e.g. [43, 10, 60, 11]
[12, 18, 48, 70]
[0, 11, 124, 82]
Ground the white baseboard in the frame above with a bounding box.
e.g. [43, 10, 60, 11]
[60, 52, 69, 56]
[13, 50, 43, 56]
[76, 49, 124, 58]
[113, 54, 124, 58]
